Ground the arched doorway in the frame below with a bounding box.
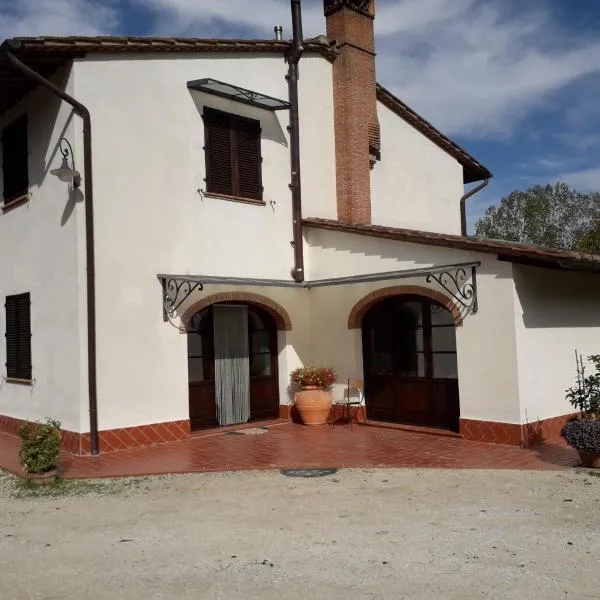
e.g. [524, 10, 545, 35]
[187, 303, 279, 431]
[362, 295, 460, 431]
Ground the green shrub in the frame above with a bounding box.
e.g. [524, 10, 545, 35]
[565, 352, 600, 418]
[17, 419, 61, 474]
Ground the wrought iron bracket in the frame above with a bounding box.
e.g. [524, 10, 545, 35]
[160, 277, 204, 324]
[425, 265, 478, 316]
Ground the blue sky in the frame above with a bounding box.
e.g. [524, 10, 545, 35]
[2, 0, 600, 232]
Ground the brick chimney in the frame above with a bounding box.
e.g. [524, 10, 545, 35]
[324, 0, 379, 225]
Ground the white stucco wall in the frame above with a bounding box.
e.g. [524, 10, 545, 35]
[0, 68, 85, 432]
[371, 100, 465, 235]
[513, 264, 600, 424]
[305, 228, 522, 423]
[70, 53, 335, 430]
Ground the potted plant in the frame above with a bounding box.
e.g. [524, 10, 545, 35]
[291, 366, 336, 426]
[561, 352, 600, 468]
[17, 418, 62, 484]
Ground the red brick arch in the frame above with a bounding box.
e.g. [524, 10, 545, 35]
[348, 285, 463, 329]
[180, 292, 292, 331]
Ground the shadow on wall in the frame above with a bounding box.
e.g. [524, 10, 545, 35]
[10, 65, 81, 226]
[306, 228, 513, 280]
[188, 88, 288, 147]
[514, 264, 600, 328]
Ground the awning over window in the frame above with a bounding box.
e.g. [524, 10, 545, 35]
[158, 262, 480, 326]
[187, 78, 290, 111]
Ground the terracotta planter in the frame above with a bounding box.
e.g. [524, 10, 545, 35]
[25, 469, 58, 486]
[294, 386, 332, 426]
[578, 451, 600, 468]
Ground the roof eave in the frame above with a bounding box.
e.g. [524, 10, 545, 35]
[303, 218, 600, 275]
[375, 83, 492, 184]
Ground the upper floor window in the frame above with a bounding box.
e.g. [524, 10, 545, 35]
[1, 115, 29, 205]
[203, 108, 263, 201]
[5, 292, 32, 381]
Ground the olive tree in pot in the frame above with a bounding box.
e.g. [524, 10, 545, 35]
[17, 418, 62, 484]
[291, 366, 336, 426]
[561, 352, 600, 468]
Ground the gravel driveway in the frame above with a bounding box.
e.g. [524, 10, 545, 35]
[0, 468, 598, 600]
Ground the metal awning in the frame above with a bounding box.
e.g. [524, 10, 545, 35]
[158, 262, 480, 325]
[187, 78, 291, 111]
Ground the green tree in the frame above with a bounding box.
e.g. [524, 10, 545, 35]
[475, 182, 600, 252]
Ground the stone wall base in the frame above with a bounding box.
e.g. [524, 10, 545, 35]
[460, 414, 576, 447]
[0, 414, 190, 455]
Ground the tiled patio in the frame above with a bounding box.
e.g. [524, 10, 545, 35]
[0, 422, 579, 480]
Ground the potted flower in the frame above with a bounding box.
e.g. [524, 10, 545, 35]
[291, 366, 336, 426]
[561, 352, 600, 468]
[17, 418, 62, 484]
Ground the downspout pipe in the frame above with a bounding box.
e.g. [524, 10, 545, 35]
[460, 178, 489, 236]
[287, 0, 305, 283]
[4, 45, 100, 456]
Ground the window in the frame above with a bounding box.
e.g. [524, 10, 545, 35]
[203, 107, 263, 201]
[249, 309, 273, 377]
[1, 115, 29, 204]
[364, 297, 457, 380]
[5, 293, 31, 381]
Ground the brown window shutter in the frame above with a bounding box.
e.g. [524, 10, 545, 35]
[1, 115, 29, 204]
[5, 292, 31, 380]
[236, 117, 263, 200]
[203, 109, 233, 196]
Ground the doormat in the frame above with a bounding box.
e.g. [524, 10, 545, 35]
[226, 427, 270, 436]
[280, 468, 338, 478]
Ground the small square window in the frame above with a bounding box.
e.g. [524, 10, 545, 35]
[5, 292, 31, 380]
[1, 115, 29, 204]
[203, 108, 263, 201]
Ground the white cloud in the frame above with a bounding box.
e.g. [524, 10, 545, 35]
[557, 167, 600, 192]
[132, 0, 326, 37]
[3, 0, 600, 145]
[132, 0, 600, 140]
[0, 0, 119, 39]
[375, 0, 600, 139]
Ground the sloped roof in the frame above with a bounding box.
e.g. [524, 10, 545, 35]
[0, 36, 337, 116]
[0, 35, 490, 182]
[376, 85, 491, 184]
[303, 217, 600, 274]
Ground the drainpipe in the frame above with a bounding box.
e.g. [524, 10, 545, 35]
[287, 0, 305, 283]
[460, 178, 489, 236]
[4, 44, 100, 456]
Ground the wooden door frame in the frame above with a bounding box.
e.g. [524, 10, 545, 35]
[187, 302, 280, 430]
[361, 295, 460, 430]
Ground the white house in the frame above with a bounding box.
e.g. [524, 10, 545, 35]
[1, 0, 600, 455]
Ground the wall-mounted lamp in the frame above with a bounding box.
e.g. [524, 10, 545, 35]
[50, 138, 81, 188]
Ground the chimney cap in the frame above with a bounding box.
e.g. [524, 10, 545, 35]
[274, 25, 283, 41]
[324, 0, 374, 18]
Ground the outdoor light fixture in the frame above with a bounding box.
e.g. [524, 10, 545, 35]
[50, 138, 81, 188]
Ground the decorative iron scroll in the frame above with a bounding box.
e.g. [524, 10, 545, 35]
[161, 277, 204, 324]
[425, 266, 478, 316]
[324, 0, 373, 17]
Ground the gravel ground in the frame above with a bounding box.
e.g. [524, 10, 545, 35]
[0, 468, 599, 600]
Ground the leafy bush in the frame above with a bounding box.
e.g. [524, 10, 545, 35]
[561, 419, 600, 454]
[565, 352, 600, 418]
[18, 419, 61, 474]
[290, 366, 336, 389]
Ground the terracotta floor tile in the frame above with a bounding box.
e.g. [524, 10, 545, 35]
[0, 424, 581, 480]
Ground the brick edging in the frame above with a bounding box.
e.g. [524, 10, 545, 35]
[348, 285, 463, 329]
[0, 414, 191, 455]
[460, 413, 576, 447]
[180, 292, 292, 331]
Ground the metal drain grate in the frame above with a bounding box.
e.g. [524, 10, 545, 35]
[280, 468, 338, 478]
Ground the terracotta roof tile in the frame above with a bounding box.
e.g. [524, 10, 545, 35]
[2, 36, 338, 59]
[1, 35, 489, 182]
[303, 218, 600, 273]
